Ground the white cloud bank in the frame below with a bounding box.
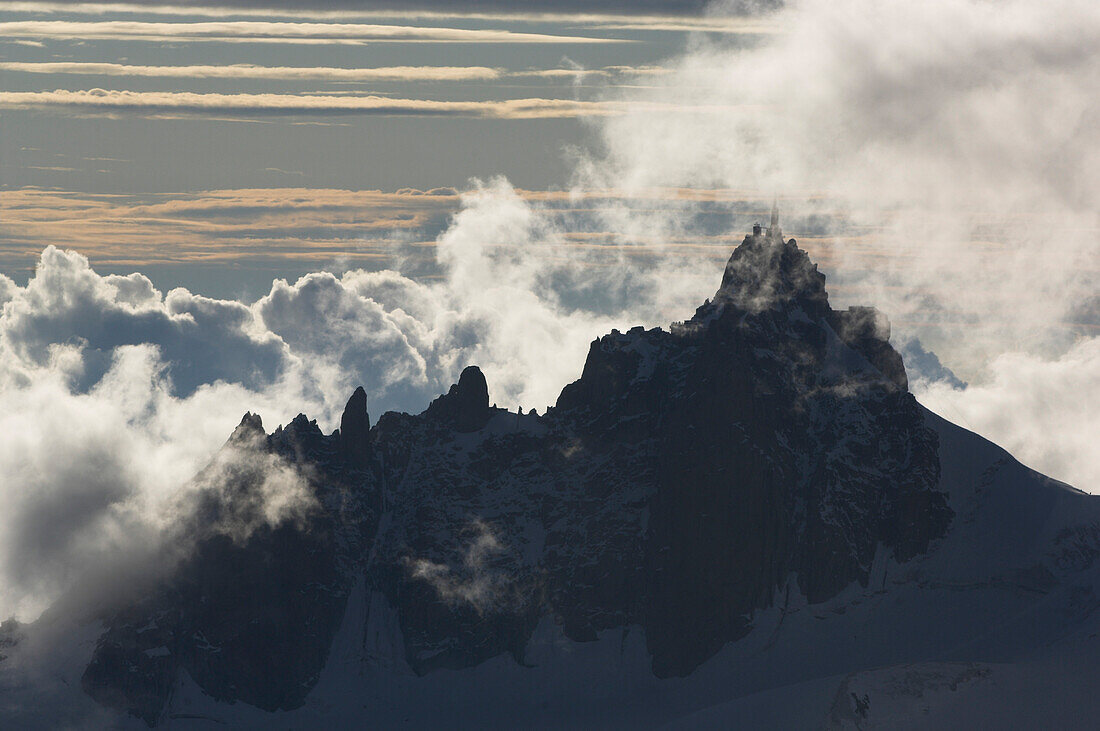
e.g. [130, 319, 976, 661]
[0, 180, 711, 621]
[916, 338, 1100, 494]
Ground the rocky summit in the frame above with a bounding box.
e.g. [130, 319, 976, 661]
[7, 223, 1100, 729]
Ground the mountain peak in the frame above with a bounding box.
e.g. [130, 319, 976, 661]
[229, 411, 264, 443]
[425, 365, 491, 432]
[339, 386, 370, 465]
[715, 228, 829, 318]
[44, 213, 1100, 730]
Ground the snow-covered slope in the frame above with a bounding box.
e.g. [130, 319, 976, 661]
[2, 225, 1096, 729]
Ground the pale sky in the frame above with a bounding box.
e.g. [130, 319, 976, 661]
[0, 1, 776, 297]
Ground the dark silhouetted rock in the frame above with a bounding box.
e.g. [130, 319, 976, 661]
[425, 365, 492, 433]
[339, 386, 371, 466]
[79, 227, 960, 723]
[229, 411, 264, 443]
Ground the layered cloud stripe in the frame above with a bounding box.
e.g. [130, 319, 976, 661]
[0, 62, 669, 81]
[0, 89, 712, 118]
[0, 20, 630, 44]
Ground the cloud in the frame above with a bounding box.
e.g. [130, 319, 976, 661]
[587, 0, 1100, 362]
[0, 61, 506, 82]
[0, 274, 17, 307]
[0, 248, 372, 620]
[257, 271, 433, 408]
[897, 336, 967, 390]
[0, 89, 683, 119]
[0, 180, 719, 621]
[0, 2, 725, 22]
[243, 179, 700, 412]
[571, 0, 1099, 488]
[916, 337, 1100, 493]
[1, 186, 809, 274]
[0, 20, 629, 45]
[589, 18, 779, 33]
[1, 246, 287, 395]
[189, 428, 319, 543]
[1, 0, 1096, 627]
[0, 342, 323, 621]
[408, 519, 521, 613]
[0, 61, 668, 83]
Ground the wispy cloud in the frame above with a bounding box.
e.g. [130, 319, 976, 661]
[0, 186, 781, 270]
[0, 61, 667, 82]
[586, 19, 780, 34]
[0, 187, 459, 267]
[0, 61, 503, 81]
[0, 20, 629, 45]
[0, 89, 717, 119]
[0, 184, 954, 283]
[22, 165, 83, 172]
[263, 167, 305, 176]
[0, 4, 778, 34]
[512, 64, 669, 79]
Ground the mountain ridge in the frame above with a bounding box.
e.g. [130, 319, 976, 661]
[2, 224, 1097, 728]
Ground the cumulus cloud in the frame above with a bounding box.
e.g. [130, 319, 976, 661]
[916, 338, 1100, 493]
[0, 180, 715, 621]
[0, 274, 16, 307]
[1, 247, 287, 394]
[258, 270, 432, 408]
[0, 341, 322, 621]
[248, 179, 709, 411]
[0, 249, 338, 620]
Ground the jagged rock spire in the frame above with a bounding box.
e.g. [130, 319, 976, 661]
[339, 386, 371, 466]
[425, 366, 492, 433]
[717, 220, 828, 318]
[767, 197, 781, 241]
[712, 220, 908, 390]
[230, 411, 265, 444]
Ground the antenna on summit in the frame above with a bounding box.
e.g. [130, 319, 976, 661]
[767, 196, 780, 240]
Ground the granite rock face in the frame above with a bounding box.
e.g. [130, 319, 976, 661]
[81, 228, 954, 723]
